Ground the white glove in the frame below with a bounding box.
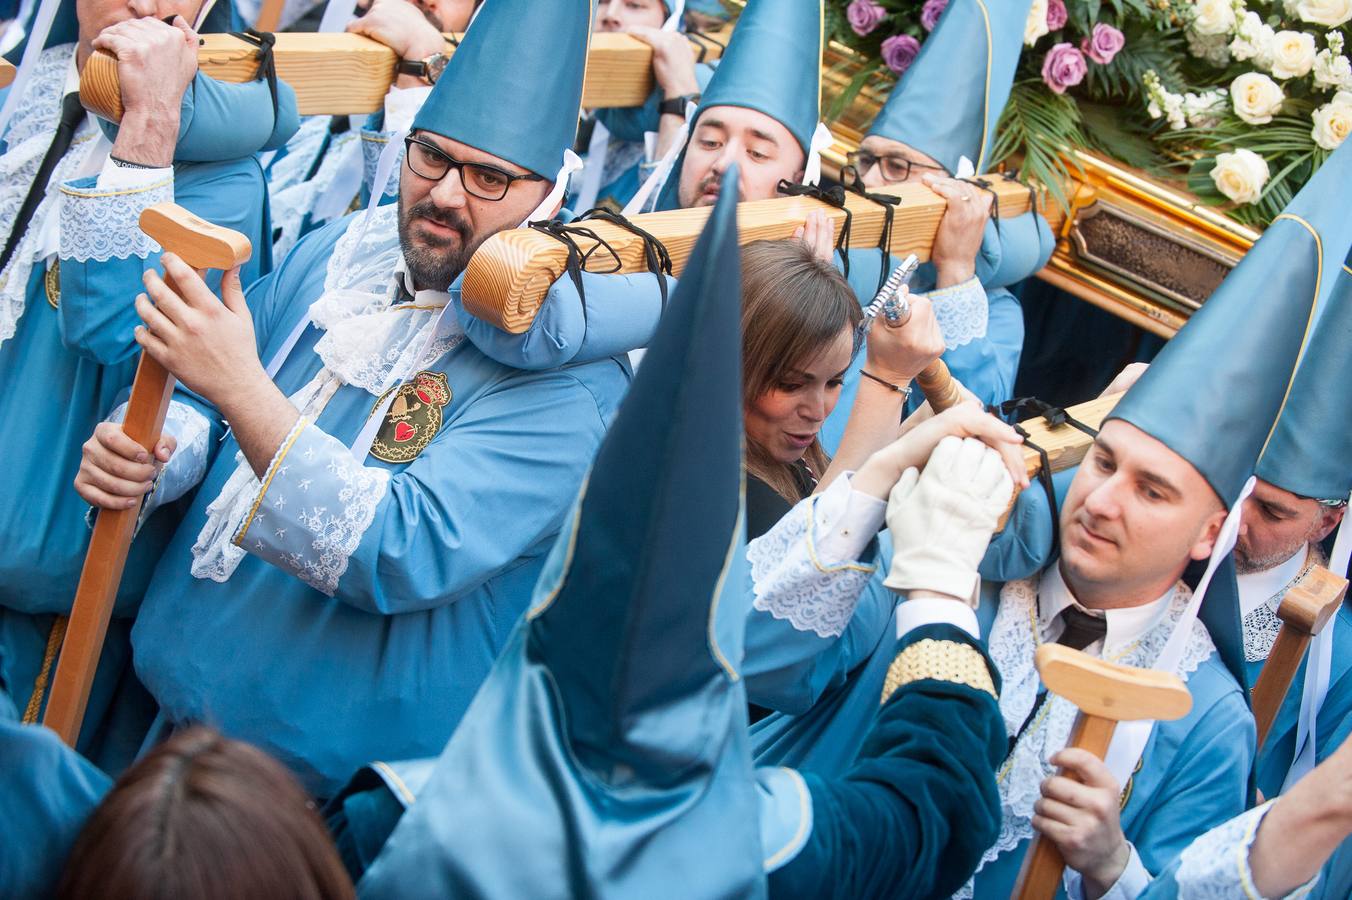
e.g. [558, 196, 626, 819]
[883, 435, 1015, 606]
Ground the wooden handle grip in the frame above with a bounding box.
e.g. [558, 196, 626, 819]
[1012, 714, 1119, 900]
[0, 60, 15, 89]
[914, 361, 964, 413]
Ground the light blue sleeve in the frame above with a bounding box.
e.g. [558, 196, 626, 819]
[235, 366, 620, 614]
[458, 270, 671, 370]
[57, 157, 272, 366]
[974, 207, 1056, 290]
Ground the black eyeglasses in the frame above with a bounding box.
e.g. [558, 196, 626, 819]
[403, 135, 544, 201]
[845, 149, 947, 185]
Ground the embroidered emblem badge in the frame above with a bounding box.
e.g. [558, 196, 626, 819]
[45, 260, 60, 309]
[369, 371, 451, 464]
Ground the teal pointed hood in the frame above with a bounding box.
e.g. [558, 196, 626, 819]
[694, 0, 822, 155]
[411, 0, 592, 178]
[867, 0, 1033, 174]
[1109, 141, 1352, 511]
[1255, 254, 1352, 501]
[358, 176, 765, 899]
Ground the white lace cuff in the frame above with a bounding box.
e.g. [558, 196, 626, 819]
[234, 420, 391, 596]
[922, 276, 988, 350]
[1063, 842, 1150, 900]
[59, 173, 173, 262]
[746, 476, 878, 639]
[382, 84, 432, 134]
[1174, 801, 1318, 900]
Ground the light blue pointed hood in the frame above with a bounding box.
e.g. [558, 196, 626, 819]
[1107, 141, 1352, 688]
[1255, 254, 1352, 501]
[411, 0, 593, 178]
[358, 175, 768, 899]
[867, 0, 1033, 174]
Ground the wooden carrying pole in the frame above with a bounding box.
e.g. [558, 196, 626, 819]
[1012, 645, 1193, 900]
[0, 59, 15, 89]
[462, 177, 1042, 334]
[1250, 566, 1348, 749]
[42, 204, 251, 747]
[79, 25, 734, 121]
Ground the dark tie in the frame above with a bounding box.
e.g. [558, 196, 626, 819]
[1007, 605, 1110, 753]
[1057, 605, 1109, 652]
[0, 92, 88, 274]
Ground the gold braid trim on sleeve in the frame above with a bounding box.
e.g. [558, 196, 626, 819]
[880, 638, 997, 705]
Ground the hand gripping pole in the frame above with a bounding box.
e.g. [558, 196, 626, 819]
[42, 204, 251, 746]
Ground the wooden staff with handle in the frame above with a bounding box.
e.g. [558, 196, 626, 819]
[1251, 565, 1348, 750]
[42, 204, 251, 747]
[1011, 645, 1194, 900]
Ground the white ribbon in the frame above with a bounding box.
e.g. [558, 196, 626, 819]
[802, 121, 834, 188]
[317, 0, 359, 32]
[1280, 491, 1352, 793]
[662, 0, 687, 30]
[1103, 476, 1256, 786]
[622, 101, 694, 215]
[310, 132, 365, 224]
[955, 155, 976, 179]
[570, 118, 611, 214]
[0, 0, 38, 54]
[523, 148, 582, 225]
[352, 127, 408, 248]
[0, 0, 59, 138]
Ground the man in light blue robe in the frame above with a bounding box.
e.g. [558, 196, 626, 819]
[0, 0, 297, 771]
[1237, 247, 1352, 801]
[353, 171, 1017, 900]
[76, 0, 650, 798]
[747, 138, 1352, 898]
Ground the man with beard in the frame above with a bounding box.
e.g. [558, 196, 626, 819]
[1235, 253, 1352, 802]
[72, 0, 631, 797]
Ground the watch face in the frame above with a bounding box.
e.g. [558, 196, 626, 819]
[427, 54, 449, 83]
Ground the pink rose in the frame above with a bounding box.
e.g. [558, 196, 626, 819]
[881, 33, 922, 74]
[1080, 23, 1125, 65]
[1046, 0, 1068, 30]
[881, 32, 924, 73]
[847, 0, 887, 36]
[1041, 42, 1087, 93]
[921, 0, 948, 32]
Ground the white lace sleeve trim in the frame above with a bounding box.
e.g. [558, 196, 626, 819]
[922, 276, 988, 350]
[59, 174, 173, 262]
[361, 131, 400, 200]
[1175, 801, 1318, 900]
[235, 420, 391, 596]
[746, 477, 878, 639]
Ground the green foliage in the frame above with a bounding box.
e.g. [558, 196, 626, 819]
[991, 80, 1088, 212]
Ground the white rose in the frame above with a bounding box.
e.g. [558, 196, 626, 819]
[1191, 0, 1237, 35]
[1184, 90, 1228, 127]
[1024, 0, 1049, 46]
[1313, 49, 1352, 89]
[1311, 94, 1352, 148]
[1294, 0, 1352, 27]
[1231, 71, 1286, 123]
[1210, 149, 1270, 204]
[1269, 30, 1317, 78]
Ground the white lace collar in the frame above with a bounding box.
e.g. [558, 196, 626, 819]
[1237, 545, 1310, 618]
[1036, 565, 1175, 657]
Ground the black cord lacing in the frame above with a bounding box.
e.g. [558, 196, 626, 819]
[525, 220, 624, 327]
[577, 207, 674, 310]
[840, 166, 905, 297]
[229, 28, 280, 124]
[776, 179, 852, 278]
[964, 176, 1002, 236]
[986, 397, 1102, 553]
[685, 29, 727, 63]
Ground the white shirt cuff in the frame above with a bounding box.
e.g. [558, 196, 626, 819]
[895, 596, 980, 641]
[812, 473, 887, 564]
[95, 158, 173, 190]
[383, 84, 433, 133]
[1064, 843, 1150, 900]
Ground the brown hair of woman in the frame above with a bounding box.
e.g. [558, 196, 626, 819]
[741, 239, 862, 502]
[56, 727, 353, 900]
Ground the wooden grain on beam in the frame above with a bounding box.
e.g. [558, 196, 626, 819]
[462, 177, 1041, 333]
[79, 26, 734, 121]
[1016, 392, 1120, 480]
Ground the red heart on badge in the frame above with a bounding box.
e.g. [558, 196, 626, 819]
[393, 422, 416, 443]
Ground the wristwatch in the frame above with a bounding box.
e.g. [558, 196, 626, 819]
[397, 52, 450, 86]
[658, 93, 700, 118]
